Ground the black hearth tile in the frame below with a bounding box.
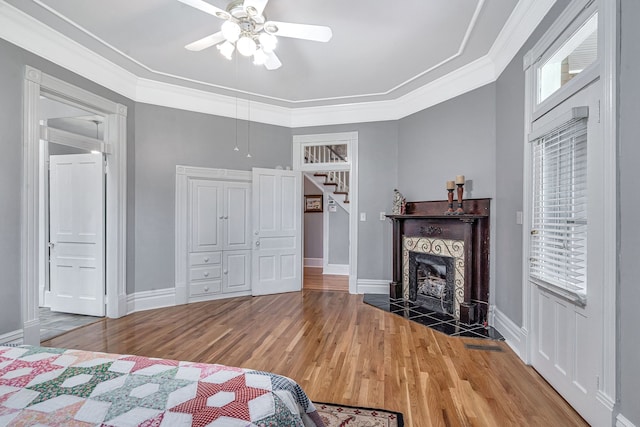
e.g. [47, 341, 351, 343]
[424, 311, 457, 322]
[429, 320, 469, 336]
[363, 294, 391, 311]
[451, 329, 489, 338]
[390, 306, 414, 318]
[465, 326, 505, 341]
[408, 315, 445, 327]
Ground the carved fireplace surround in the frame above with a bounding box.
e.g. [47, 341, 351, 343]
[388, 198, 490, 324]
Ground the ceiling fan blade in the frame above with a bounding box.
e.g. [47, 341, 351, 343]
[243, 0, 269, 17]
[185, 32, 226, 51]
[177, 0, 230, 19]
[264, 21, 332, 42]
[264, 51, 282, 70]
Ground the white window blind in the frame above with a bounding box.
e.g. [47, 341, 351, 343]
[530, 117, 588, 295]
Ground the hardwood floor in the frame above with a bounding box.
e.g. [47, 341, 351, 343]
[303, 266, 349, 292]
[43, 291, 587, 426]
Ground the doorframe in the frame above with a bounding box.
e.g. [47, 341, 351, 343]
[293, 132, 358, 294]
[520, 0, 616, 420]
[22, 66, 128, 344]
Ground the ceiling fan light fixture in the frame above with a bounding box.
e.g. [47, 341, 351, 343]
[258, 32, 277, 52]
[237, 35, 257, 56]
[264, 22, 278, 34]
[253, 48, 268, 65]
[221, 20, 241, 42]
[217, 40, 235, 59]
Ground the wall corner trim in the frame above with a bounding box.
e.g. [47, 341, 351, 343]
[126, 288, 176, 314]
[616, 414, 638, 427]
[491, 306, 527, 359]
[357, 279, 390, 295]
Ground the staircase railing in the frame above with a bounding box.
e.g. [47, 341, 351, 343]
[304, 144, 347, 165]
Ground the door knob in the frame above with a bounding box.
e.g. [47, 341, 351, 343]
[219, 215, 224, 219]
[255, 240, 260, 247]
[48, 242, 55, 249]
[224, 270, 228, 275]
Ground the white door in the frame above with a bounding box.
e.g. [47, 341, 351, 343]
[528, 82, 606, 426]
[252, 168, 302, 295]
[223, 182, 251, 250]
[49, 153, 105, 316]
[190, 179, 223, 252]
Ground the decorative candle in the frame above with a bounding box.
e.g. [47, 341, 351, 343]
[455, 175, 465, 185]
[446, 180, 455, 190]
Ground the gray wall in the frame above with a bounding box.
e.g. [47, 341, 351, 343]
[492, 0, 570, 325]
[618, 0, 639, 423]
[133, 103, 291, 293]
[397, 84, 496, 201]
[294, 121, 398, 282]
[0, 38, 135, 335]
[328, 199, 349, 265]
[303, 176, 323, 260]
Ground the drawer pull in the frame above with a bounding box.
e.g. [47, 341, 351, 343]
[204, 286, 209, 292]
[204, 272, 209, 277]
[204, 257, 209, 263]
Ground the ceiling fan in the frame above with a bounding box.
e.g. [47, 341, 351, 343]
[178, 0, 332, 70]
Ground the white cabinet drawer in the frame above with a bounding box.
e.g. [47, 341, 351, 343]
[189, 265, 222, 281]
[189, 251, 221, 266]
[189, 280, 221, 297]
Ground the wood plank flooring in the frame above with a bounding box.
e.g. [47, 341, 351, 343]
[303, 266, 349, 292]
[43, 291, 586, 426]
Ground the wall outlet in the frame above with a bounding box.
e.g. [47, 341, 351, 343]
[360, 212, 366, 221]
[380, 212, 386, 220]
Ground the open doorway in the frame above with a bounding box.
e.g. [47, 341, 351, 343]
[22, 66, 128, 345]
[302, 174, 348, 292]
[38, 97, 107, 339]
[294, 132, 358, 294]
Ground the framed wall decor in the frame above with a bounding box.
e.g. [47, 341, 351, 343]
[304, 194, 323, 212]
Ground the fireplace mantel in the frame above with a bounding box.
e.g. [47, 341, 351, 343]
[387, 198, 490, 324]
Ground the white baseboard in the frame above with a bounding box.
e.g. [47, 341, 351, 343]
[0, 329, 23, 345]
[187, 290, 252, 304]
[127, 288, 176, 314]
[617, 414, 637, 427]
[492, 306, 527, 359]
[304, 258, 323, 268]
[357, 279, 390, 294]
[323, 264, 349, 275]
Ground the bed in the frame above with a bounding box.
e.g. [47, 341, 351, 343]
[0, 345, 325, 426]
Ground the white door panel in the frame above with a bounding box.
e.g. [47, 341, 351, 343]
[223, 250, 251, 293]
[49, 153, 105, 316]
[528, 82, 604, 425]
[190, 180, 223, 252]
[252, 168, 302, 295]
[224, 183, 251, 250]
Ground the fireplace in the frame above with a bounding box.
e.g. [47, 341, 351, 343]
[404, 237, 464, 318]
[388, 198, 490, 324]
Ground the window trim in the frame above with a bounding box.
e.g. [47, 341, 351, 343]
[523, 0, 599, 120]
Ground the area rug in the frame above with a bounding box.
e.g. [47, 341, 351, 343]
[315, 402, 404, 427]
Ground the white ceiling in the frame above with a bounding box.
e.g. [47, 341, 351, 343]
[6, 0, 521, 105]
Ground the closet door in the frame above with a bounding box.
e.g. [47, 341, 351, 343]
[223, 250, 251, 293]
[223, 182, 251, 250]
[190, 179, 223, 252]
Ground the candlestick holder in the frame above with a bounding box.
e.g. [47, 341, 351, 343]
[455, 183, 465, 214]
[445, 189, 455, 214]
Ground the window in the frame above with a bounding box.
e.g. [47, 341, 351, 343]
[530, 117, 588, 298]
[537, 13, 598, 104]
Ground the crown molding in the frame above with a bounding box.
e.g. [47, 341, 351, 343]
[0, 0, 554, 127]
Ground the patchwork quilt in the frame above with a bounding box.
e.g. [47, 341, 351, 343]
[0, 345, 325, 427]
